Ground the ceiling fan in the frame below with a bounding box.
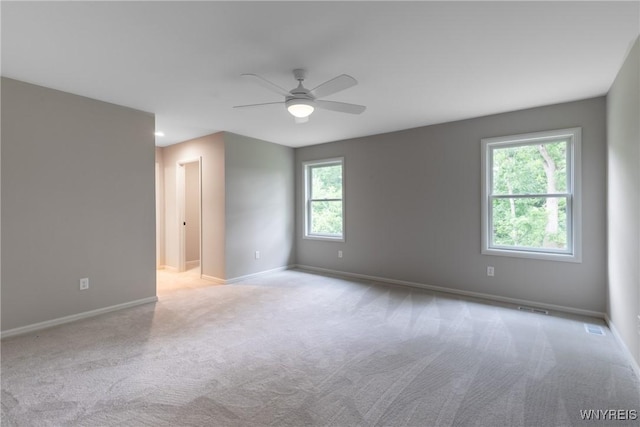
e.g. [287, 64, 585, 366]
[234, 69, 366, 123]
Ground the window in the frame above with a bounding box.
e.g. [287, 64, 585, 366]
[304, 158, 344, 240]
[481, 128, 581, 262]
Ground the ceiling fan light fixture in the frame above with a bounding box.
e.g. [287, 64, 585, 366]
[236, 71, 364, 120]
[286, 98, 315, 118]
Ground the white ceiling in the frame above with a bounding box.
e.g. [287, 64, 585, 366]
[2, 1, 638, 148]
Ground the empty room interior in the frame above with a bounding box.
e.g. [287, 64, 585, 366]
[2, 2, 640, 426]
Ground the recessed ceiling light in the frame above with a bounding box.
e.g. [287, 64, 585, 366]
[154, 131, 165, 137]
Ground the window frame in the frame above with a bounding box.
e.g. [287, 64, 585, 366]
[303, 157, 345, 242]
[481, 128, 582, 262]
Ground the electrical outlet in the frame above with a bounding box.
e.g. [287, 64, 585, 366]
[79, 277, 89, 290]
[487, 266, 495, 277]
[338, 250, 343, 259]
[255, 251, 260, 260]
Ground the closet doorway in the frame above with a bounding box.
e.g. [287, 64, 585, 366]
[177, 158, 202, 274]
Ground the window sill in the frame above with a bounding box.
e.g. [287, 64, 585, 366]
[303, 235, 345, 243]
[482, 247, 581, 263]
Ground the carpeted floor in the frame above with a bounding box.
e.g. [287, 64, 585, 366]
[2, 269, 639, 426]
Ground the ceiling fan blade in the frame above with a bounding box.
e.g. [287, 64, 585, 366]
[310, 74, 357, 98]
[241, 74, 290, 97]
[233, 101, 284, 109]
[315, 100, 366, 114]
[294, 116, 309, 124]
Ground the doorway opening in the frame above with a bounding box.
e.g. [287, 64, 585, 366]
[177, 158, 202, 275]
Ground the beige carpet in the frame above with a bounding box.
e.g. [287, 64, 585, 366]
[2, 269, 639, 426]
[156, 264, 221, 295]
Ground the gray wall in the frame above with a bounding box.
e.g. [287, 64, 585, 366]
[224, 133, 295, 280]
[161, 133, 226, 279]
[607, 37, 640, 366]
[296, 97, 607, 314]
[1, 78, 156, 331]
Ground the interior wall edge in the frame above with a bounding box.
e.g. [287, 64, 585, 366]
[605, 314, 640, 380]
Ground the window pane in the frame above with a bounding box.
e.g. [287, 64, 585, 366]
[311, 164, 342, 199]
[492, 140, 567, 195]
[492, 196, 568, 251]
[310, 201, 342, 236]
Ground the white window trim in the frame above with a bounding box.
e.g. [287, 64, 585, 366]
[481, 128, 582, 263]
[303, 157, 345, 242]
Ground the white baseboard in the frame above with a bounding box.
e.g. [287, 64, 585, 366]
[201, 274, 225, 284]
[0, 296, 158, 340]
[160, 263, 294, 285]
[225, 265, 296, 284]
[605, 314, 640, 380]
[161, 263, 202, 272]
[295, 264, 605, 319]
